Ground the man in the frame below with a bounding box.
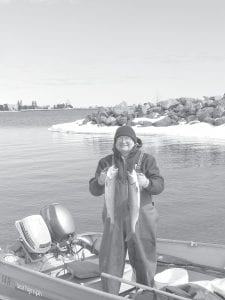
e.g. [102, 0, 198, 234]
[89, 125, 164, 294]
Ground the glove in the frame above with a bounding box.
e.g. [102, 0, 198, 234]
[97, 170, 107, 186]
[97, 166, 118, 185]
[137, 173, 149, 189]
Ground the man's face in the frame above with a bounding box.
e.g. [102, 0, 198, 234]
[115, 136, 135, 155]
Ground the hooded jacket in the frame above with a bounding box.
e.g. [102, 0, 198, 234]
[89, 138, 164, 207]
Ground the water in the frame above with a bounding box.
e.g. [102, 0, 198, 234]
[0, 110, 225, 248]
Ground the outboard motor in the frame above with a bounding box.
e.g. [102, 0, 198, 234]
[15, 215, 52, 254]
[40, 203, 76, 244]
[14, 215, 52, 263]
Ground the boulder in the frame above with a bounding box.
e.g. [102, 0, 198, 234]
[116, 115, 128, 126]
[189, 120, 200, 125]
[98, 107, 109, 117]
[203, 117, 215, 125]
[135, 104, 148, 117]
[127, 105, 136, 115]
[152, 116, 174, 127]
[104, 116, 117, 126]
[186, 115, 197, 123]
[157, 99, 179, 110]
[185, 103, 197, 115]
[82, 115, 92, 124]
[141, 121, 153, 127]
[173, 103, 185, 113]
[146, 111, 160, 119]
[197, 107, 214, 122]
[212, 106, 225, 118]
[218, 98, 225, 108]
[202, 98, 217, 107]
[214, 116, 225, 126]
[141, 104, 149, 115]
[98, 115, 108, 124]
[167, 112, 179, 122]
[112, 101, 128, 116]
[134, 120, 153, 127]
[149, 106, 163, 114]
[194, 101, 204, 111]
[178, 118, 187, 124]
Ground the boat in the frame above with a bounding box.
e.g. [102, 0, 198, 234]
[0, 203, 225, 300]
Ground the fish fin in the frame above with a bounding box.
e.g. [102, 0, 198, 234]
[125, 232, 135, 242]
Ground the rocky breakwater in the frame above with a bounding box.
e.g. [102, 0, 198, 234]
[82, 95, 225, 127]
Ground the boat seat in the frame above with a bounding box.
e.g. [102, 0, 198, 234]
[66, 256, 100, 280]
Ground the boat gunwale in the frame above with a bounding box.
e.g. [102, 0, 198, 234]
[157, 238, 225, 249]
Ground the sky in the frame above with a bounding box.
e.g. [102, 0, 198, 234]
[0, 0, 225, 107]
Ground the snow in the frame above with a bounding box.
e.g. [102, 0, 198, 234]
[48, 117, 225, 142]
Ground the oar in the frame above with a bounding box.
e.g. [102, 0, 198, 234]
[101, 272, 191, 300]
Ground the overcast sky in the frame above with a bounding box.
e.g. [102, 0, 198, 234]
[1, 0, 225, 107]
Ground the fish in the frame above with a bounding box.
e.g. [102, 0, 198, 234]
[104, 165, 118, 225]
[126, 169, 140, 241]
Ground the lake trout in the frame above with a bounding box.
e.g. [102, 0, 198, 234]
[126, 169, 140, 241]
[104, 165, 118, 225]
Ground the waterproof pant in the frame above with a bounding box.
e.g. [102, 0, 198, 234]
[99, 183, 159, 295]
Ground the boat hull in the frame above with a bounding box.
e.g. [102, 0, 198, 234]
[0, 260, 123, 300]
[1, 236, 225, 300]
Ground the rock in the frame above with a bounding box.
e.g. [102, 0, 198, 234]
[146, 112, 160, 119]
[141, 121, 153, 127]
[186, 115, 197, 123]
[149, 106, 163, 114]
[189, 120, 200, 125]
[98, 107, 109, 117]
[135, 104, 144, 117]
[167, 112, 179, 122]
[214, 116, 225, 126]
[202, 98, 217, 107]
[112, 101, 128, 116]
[185, 103, 197, 114]
[82, 94, 225, 128]
[203, 117, 215, 125]
[152, 116, 174, 127]
[173, 103, 185, 113]
[82, 115, 92, 124]
[218, 98, 225, 108]
[197, 107, 214, 122]
[99, 115, 108, 124]
[127, 105, 136, 115]
[104, 116, 117, 126]
[178, 118, 187, 124]
[157, 99, 179, 110]
[116, 115, 128, 126]
[212, 106, 225, 118]
[134, 120, 153, 127]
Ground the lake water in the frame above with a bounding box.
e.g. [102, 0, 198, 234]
[0, 109, 225, 248]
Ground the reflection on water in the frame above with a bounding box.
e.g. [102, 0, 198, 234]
[0, 122, 225, 247]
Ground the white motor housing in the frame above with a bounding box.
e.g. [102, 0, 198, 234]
[15, 215, 51, 254]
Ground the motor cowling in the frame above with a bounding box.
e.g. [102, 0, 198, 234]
[15, 215, 52, 254]
[40, 203, 76, 243]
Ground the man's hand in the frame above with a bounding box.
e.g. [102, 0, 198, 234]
[137, 173, 149, 189]
[97, 170, 107, 186]
[97, 166, 118, 185]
